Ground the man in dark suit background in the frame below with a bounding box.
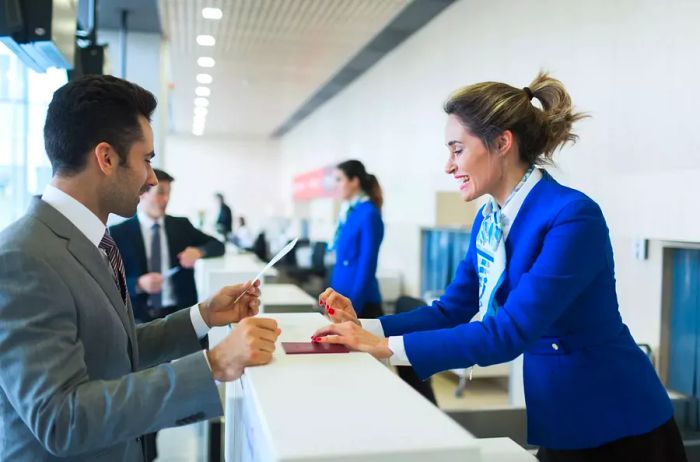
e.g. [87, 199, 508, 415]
[214, 192, 233, 242]
[110, 169, 225, 323]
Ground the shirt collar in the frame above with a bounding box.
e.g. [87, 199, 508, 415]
[42, 184, 106, 248]
[137, 210, 164, 230]
[500, 167, 543, 235]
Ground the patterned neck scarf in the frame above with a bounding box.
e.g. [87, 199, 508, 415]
[475, 165, 536, 319]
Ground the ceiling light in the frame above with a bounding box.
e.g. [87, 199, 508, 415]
[202, 7, 223, 20]
[196, 73, 213, 84]
[192, 126, 205, 136]
[197, 57, 216, 68]
[195, 86, 211, 97]
[196, 35, 216, 46]
[194, 106, 208, 117]
[194, 97, 209, 108]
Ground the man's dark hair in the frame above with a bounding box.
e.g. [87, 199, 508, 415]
[215, 193, 224, 201]
[44, 75, 157, 176]
[154, 168, 174, 183]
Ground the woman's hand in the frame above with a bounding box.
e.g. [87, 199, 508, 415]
[311, 321, 393, 360]
[318, 288, 359, 325]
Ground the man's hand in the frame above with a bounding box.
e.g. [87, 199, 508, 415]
[206, 317, 281, 381]
[137, 273, 163, 294]
[178, 247, 204, 269]
[199, 280, 261, 327]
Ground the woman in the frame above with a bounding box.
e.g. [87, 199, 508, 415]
[327, 160, 384, 318]
[313, 74, 686, 461]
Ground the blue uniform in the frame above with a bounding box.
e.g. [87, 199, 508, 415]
[331, 201, 384, 316]
[380, 172, 672, 449]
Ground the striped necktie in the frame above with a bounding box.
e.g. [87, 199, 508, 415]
[99, 231, 128, 305]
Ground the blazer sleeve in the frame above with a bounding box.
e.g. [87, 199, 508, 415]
[404, 199, 611, 379]
[348, 209, 383, 311]
[183, 219, 225, 258]
[380, 243, 480, 336]
[0, 252, 222, 457]
[135, 308, 204, 369]
[379, 215, 482, 336]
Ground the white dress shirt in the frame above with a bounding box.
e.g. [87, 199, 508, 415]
[136, 211, 176, 307]
[365, 168, 544, 366]
[41, 185, 211, 343]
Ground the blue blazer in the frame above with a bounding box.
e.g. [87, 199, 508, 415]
[380, 172, 672, 450]
[331, 201, 384, 315]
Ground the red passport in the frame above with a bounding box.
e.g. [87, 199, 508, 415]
[282, 342, 350, 354]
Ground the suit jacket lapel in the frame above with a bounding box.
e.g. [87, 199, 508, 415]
[29, 199, 138, 368]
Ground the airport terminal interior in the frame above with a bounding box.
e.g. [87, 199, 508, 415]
[1, 1, 700, 461]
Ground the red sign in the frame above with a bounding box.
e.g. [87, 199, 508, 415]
[292, 166, 337, 201]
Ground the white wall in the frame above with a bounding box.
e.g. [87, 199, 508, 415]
[164, 134, 284, 236]
[278, 0, 700, 350]
[99, 31, 168, 160]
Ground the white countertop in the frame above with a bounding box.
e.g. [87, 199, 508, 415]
[261, 284, 317, 312]
[228, 313, 477, 461]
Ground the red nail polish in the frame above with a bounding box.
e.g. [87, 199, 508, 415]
[312, 337, 320, 343]
[327, 308, 335, 315]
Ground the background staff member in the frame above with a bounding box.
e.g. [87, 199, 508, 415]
[111, 168, 225, 323]
[315, 73, 686, 462]
[328, 160, 384, 318]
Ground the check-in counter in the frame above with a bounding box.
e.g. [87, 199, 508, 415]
[259, 283, 317, 313]
[195, 252, 279, 299]
[224, 313, 536, 462]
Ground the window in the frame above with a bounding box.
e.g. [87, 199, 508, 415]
[0, 42, 67, 230]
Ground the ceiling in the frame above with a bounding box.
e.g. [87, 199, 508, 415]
[160, 0, 411, 138]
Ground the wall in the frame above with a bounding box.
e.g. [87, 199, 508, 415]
[164, 134, 284, 236]
[278, 0, 700, 349]
[99, 31, 168, 161]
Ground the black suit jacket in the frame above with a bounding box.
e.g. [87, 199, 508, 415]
[109, 215, 225, 321]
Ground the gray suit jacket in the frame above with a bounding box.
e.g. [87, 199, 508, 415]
[0, 199, 223, 461]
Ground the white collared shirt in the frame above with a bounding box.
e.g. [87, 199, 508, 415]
[136, 211, 175, 307]
[41, 185, 210, 342]
[364, 168, 544, 366]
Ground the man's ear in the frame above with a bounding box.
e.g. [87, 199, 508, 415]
[93, 142, 119, 175]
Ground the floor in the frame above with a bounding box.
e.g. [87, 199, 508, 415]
[155, 371, 510, 461]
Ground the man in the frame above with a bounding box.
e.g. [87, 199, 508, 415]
[110, 168, 225, 323]
[214, 192, 233, 242]
[0, 75, 280, 461]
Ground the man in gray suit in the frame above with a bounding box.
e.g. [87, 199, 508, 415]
[0, 75, 281, 461]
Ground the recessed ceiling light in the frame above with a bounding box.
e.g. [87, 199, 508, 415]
[196, 73, 213, 84]
[194, 97, 209, 108]
[202, 7, 223, 20]
[197, 57, 216, 68]
[195, 86, 211, 97]
[196, 35, 216, 46]
[194, 107, 209, 117]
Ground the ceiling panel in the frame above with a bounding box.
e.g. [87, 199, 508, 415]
[160, 0, 410, 137]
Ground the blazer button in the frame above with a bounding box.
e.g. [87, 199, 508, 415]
[551, 343, 559, 351]
[343, 260, 349, 266]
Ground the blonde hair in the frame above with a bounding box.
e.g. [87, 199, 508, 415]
[443, 71, 588, 165]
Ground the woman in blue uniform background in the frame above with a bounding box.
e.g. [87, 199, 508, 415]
[328, 160, 385, 319]
[314, 74, 686, 461]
